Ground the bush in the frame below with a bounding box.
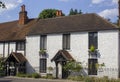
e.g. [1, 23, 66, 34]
[46, 74, 54, 79]
[16, 73, 26, 77]
[32, 73, 41, 78]
[67, 75, 84, 81]
[84, 77, 94, 82]
[26, 74, 32, 78]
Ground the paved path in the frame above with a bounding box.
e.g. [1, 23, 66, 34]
[0, 76, 79, 82]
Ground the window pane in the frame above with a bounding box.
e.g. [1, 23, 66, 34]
[89, 32, 98, 49]
[16, 42, 25, 50]
[88, 59, 98, 75]
[40, 35, 47, 50]
[40, 59, 47, 73]
[63, 34, 70, 50]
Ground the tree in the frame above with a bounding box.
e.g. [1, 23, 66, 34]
[0, 1, 5, 8]
[69, 8, 82, 15]
[0, 57, 6, 76]
[69, 8, 74, 15]
[38, 9, 65, 19]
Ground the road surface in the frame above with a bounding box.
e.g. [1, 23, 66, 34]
[0, 76, 76, 82]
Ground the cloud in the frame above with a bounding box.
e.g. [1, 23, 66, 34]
[91, 0, 105, 4]
[98, 8, 118, 21]
[0, 0, 23, 14]
[112, 0, 118, 3]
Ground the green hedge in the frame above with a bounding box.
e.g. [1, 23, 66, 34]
[16, 73, 41, 78]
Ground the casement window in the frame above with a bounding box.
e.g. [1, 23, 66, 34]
[16, 42, 25, 50]
[40, 35, 47, 50]
[63, 34, 70, 50]
[40, 58, 47, 73]
[89, 32, 98, 49]
[88, 59, 98, 75]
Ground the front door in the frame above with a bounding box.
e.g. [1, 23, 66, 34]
[88, 59, 98, 75]
[62, 61, 68, 79]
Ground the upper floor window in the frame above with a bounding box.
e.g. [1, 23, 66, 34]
[89, 32, 98, 49]
[40, 35, 47, 50]
[63, 34, 70, 50]
[16, 42, 25, 51]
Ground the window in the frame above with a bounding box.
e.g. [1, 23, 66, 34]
[16, 42, 25, 50]
[88, 59, 98, 75]
[89, 32, 98, 49]
[40, 58, 47, 73]
[40, 35, 47, 50]
[63, 34, 70, 50]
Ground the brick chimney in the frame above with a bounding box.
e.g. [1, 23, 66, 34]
[118, 0, 120, 26]
[19, 5, 28, 25]
[56, 10, 62, 17]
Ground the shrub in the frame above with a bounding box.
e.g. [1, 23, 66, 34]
[32, 73, 41, 78]
[26, 74, 32, 78]
[67, 75, 84, 81]
[16, 73, 26, 77]
[84, 77, 95, 82]
[46, 74, 54, 79]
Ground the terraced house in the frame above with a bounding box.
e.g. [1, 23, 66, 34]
[0, 2, 120, 78]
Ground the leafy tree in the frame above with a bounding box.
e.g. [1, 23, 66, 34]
[79, 10, 82, 14]
[74, 9, 78, 14]
[0, 1, 5, 8]
[0, 57, 6, 76]
[69, 8, 82, 15]
[69, 8, 74, 15]
[38, 9, 65, 19]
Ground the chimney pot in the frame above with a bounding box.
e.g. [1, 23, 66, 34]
[56, 10, 62, 16]
[19, 5, 28, 25]
[118, 0, 120, 26]
[21, 5, 25, 12]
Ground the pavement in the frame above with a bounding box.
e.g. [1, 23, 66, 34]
[2, 76, 80, 82]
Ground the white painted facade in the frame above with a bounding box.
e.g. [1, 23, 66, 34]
[0, 42, 25, 58]
[25, 30, 120, 78]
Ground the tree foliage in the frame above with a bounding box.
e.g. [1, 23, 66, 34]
[69, 8, 82, 15]
[0, 1, 5, 8]
[0, 57, 6, 76]
[38, 9, 65, 19]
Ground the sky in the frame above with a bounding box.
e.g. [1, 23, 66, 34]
[0, 0, 119, 23]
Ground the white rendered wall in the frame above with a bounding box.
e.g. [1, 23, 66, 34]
[9, 42, 16, 53]
[47, 34, 62, 76]
[4, 43, 8, 57]
[98, 30, 119, 78]
[0, 43, 3, 57]
[26, 36, 40, 74]
[26, 30, 119, 78]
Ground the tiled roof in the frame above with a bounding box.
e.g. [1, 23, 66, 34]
[0, 19, 36, 42]
[28, 13, 118, 35]
[5, 52, 27, 63]
[0, 13, 118, 42]
[51, 50, 74, 61]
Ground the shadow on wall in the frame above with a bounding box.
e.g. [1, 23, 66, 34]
[26, 61, 39, 74]
[70, 68, 88, 76]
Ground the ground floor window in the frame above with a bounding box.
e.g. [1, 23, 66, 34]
[88, 59, 98, 75]
[40, 58, 47, 73]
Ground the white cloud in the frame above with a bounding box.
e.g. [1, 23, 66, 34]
[112, 0, 118, 3]
[91, 0, 105, 4]
[98, 8, 118, 20]
[0, 0, 23, 14]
